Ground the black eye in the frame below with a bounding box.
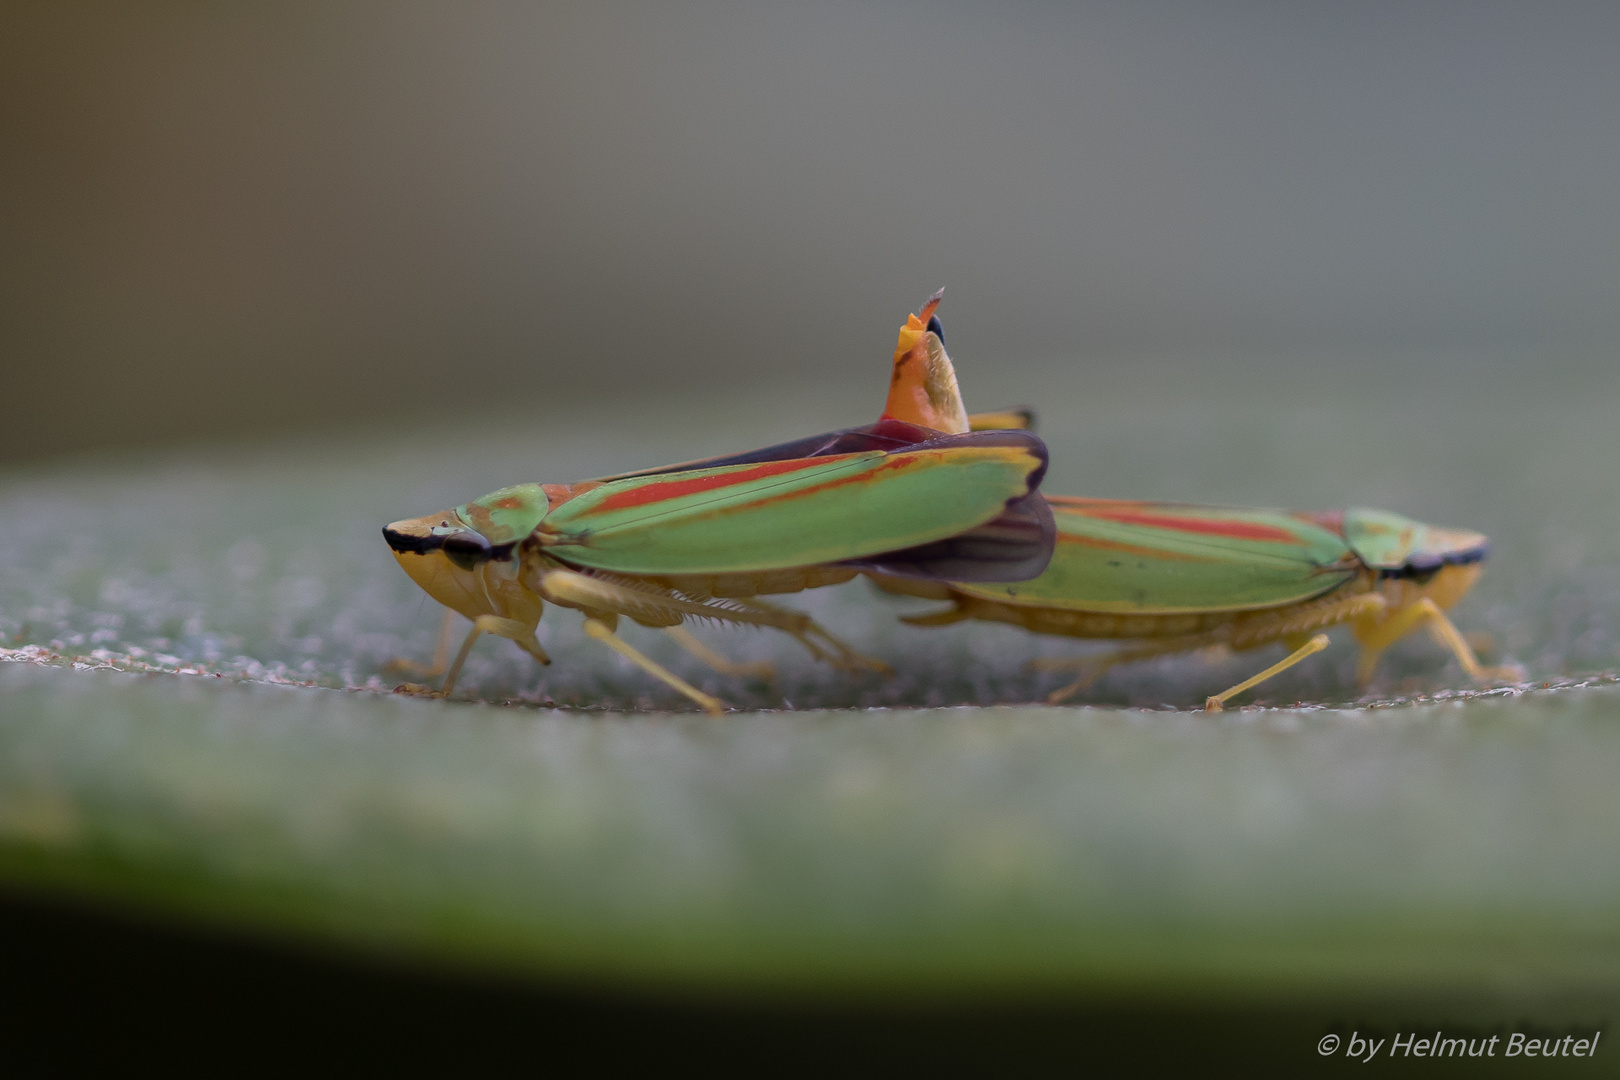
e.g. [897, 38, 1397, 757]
[441, 532, 492, 571]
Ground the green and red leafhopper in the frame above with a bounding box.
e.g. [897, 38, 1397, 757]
[868, 299, 1523, 710]
[383, 320, 1054, 713]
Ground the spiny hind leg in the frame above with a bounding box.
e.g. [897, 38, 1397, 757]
[542, 570, 854, 663]
[732, 597, 891, 676]
[1354, 598, 1525, 686]
[540, 569, 860, 703]
[583, 615, 724, 715]
[540, 569, 886, 679]
[663, 625, 775, 680]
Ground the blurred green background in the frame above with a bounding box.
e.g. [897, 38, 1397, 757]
[3, 2, 1620, 1066]
[4, 1, 1619, 464]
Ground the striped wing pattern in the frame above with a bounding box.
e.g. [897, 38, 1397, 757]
[953, 497, 1357, 614]
[540, 432, 1047, 576]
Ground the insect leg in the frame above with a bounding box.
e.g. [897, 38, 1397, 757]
[733, 598, 892, 675]
[583, 616, 725, 715]
[1205, 590, 1394, 706]
[663, 625, 775, 680]
[542, 569, 783, 630]
[435, 614, 547, 697]
[539, 569, 888, 677]
[1228, 592, 1385, 650]
[1354, 597, 1524, 685]
[1039, 635, 1226, 705]
[1039, 590, 1384, 705]
[427, 609, 457, 673]
[437, 622, 485, 697]
[385, 608, 459, 680]
[1204, 634, 1331, 712]
[898, 602, 971, 627]
[1040, 659, 1111, 705]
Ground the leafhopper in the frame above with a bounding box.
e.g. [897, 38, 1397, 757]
[383, 352, 1053, 713]
[870, 298, 1522, 710]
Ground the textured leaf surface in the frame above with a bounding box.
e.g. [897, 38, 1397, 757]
[1, 366, 1618, 1007]
[4, 663, 1620, 1000]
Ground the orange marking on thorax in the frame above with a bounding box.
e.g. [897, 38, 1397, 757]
[881, 301, 952, 430]
[882, 343, 932, 426]
[1296, 509, 1345, 536]
[542, 482, 597, 509]
[591, 456, 852, 513]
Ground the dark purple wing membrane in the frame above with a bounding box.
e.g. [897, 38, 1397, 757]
[897, 427, 1050, 491]
[844, 489, 1056, 582]
[599, 419, 945, 480]
[844, 428, 1054, 582]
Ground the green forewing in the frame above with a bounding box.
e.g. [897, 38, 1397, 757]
[955, 498, 1356, 614]
[539, 445, 1042, 575]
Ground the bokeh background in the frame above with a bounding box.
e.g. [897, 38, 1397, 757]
[5, 4, 1620, 1064]
[4, 1, 1618, 465]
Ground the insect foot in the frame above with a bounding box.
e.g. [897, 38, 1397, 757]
[829, 650, 893, 676]
[393, 682, 443, 697]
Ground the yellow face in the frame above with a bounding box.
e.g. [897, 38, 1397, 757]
[383, 509, 497, 621]
[1423, 561, 1484, 611]
[382, 510, 543, 626]
[1379, 560, 1484, 614]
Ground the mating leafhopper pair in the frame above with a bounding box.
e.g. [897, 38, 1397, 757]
[385, 294, 1518, 712]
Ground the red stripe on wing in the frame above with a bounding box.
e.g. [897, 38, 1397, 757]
[591, 456, 855, 513]
[1082, 508, 1301, 543]
[1054, 531, 1207, 560]
[727, 452, 918, 511]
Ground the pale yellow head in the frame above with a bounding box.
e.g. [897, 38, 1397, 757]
[382, 508, 545, 627]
